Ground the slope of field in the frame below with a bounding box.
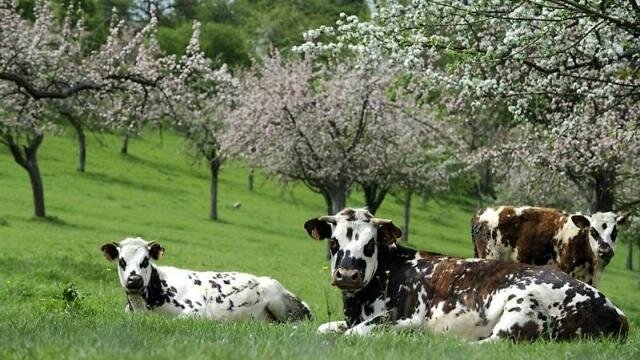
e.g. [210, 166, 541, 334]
[0, 132, 638, 359]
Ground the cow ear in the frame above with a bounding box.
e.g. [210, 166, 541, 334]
[304, 218, 334, 240]
[571, 215, 590, 229]
[616, 212, 631, 225]
[377, 222, 402, 245]
[148, 242, 165, 260]
[101, 242, 119, 261]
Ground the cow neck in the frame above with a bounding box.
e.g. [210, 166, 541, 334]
[341, 244, 420, 326]
[560, 231, 596, 271]
[127, 265, 168, 310]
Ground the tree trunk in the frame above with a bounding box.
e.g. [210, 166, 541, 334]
[327, 185, 348, 215]
[362, 181, 388, 215]
[209, 158, 221, 221]
[7, 135, 46, 217]
[590, 170, 615, 213]
[401, 190, 413, 242]
[627, 238, 633, 270]
[248, 167, 254, 192]
[65, 113, 86, 172]
[74, 123, 86, 172]
[121, 134, 129, 155]
[474, 160, 496, 207]
[323, 184, 348, 260]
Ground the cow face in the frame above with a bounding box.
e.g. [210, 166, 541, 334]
[571, 212, 629, 264]
[304, 208, 401, 292]
[101, 237, 165, 294]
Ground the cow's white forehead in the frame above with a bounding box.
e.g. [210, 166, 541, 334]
[335, 208, 372, 222]
[118, 237, 150, 258]
[590, 212, 617, 228]
[334, 208, 376, 241]
[118, 237, 149, 248]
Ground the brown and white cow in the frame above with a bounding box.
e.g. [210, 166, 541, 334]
[472, 206, 630, 286]
[304, 208, 628, 342]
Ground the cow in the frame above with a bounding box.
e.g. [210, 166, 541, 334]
[303, 208, 628, 342]
[100, 237, 311, 322]
[471, 206, 630, 286]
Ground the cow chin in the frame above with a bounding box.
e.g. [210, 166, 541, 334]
[125, 285, 144, 295]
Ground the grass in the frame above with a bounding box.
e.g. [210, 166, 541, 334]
[0, 131, 639, 359]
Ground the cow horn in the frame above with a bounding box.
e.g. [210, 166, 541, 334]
[318, 215, 337, 224]
[372, 218, 393, 225]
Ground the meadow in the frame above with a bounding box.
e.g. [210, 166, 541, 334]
[0, 132, 638, 359]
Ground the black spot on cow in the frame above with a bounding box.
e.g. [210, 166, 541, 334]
[141, 267, 169, 309]
[508, 307, 521, 312]
[223, 279, 230, 285]
[363, 240, 375, 257]
[516, 298, 524, 304]
[507, 294, 516, 301]
[194, 279, 202, 286]
[119, 258, 127, 270]
[346, 227, 353, 240]
[215, 296, 223, 303]
[227, 300, 235, 311]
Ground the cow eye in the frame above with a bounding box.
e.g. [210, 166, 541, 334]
[329, 238, 340, 254]
[140, 257, 149, 268]
[118, 258, 127, 270]
[611, 228, 617, 242]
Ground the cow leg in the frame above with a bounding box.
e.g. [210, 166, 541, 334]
[259, 277, 312, 322]
[317, 321, 348, 334]
[479, 295, 546, 343]
[344, 314, 389, 336]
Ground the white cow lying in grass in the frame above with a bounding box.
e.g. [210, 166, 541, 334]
[101, 237, 311, 322]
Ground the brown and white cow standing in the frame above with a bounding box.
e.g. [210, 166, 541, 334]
[471, 206, 629, 286]
[304, 208, 628, 342]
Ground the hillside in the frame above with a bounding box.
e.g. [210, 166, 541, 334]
[0, 132, 637, 359]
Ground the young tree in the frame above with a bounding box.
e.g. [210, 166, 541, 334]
[169, 22, 239, 220]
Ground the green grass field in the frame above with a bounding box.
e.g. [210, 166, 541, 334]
[1, 131, 639, 359]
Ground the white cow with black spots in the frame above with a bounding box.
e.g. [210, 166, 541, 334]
[100, 237, 311, 322]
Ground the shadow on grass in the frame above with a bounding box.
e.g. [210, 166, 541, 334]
[120, 153, 204, 179]
[80, 171, 188, 195]
[27, 216, 95, 231]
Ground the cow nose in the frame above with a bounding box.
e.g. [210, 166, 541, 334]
[600, 247, 614, 262]
[332, 268, 363, 290]
[126, 275, 143, 289]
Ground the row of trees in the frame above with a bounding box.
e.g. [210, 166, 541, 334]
[0, 1, 233, 219]
[3, 1, 638, 247]
[1, 1, 455, 242]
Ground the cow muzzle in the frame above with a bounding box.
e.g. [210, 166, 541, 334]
[599, 247, 614, 263]
[332, 268, 364, 290]
[125, 275, 144, 293]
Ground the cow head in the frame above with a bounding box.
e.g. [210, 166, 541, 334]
[304, 208, 401, 292]
[100, 237, 165, 294]
[571, 212, 630, 264]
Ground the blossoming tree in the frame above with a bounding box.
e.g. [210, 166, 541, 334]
[0, 1, 181, 217]
[299, 2, 640, 214]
